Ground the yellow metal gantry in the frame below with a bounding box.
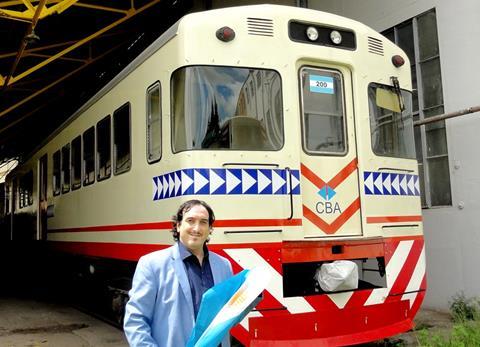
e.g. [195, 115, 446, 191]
[0, 0, 79, 21]
[0, 0, 162, 117]
[0, 0, 133, 20]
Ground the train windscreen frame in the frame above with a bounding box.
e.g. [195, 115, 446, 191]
[368, 83, 415, 159]
[299, 67, 347, 155]
[171, 66, 284, 152]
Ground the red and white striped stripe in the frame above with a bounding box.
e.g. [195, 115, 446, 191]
[223, 237, 426, 345]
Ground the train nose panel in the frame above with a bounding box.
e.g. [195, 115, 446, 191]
[248, 300, 413, 346]
[298, 66, 362, 239]
[300, 159, 362, 238]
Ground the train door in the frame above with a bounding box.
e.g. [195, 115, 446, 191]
[38, 154, 48, 240]
[10, 177, 16, 240]
[298, 66, 362, 238]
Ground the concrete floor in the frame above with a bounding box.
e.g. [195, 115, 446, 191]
[0, 297, 128, 347]
[0, 295, 453, 347]
[0, 244, 454, 346]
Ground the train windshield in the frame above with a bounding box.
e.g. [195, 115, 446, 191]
[172, 66, 284, 152]
[300, 67, 346, 155]
[368, 83, 415, 159]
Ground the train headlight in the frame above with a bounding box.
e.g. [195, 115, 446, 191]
[306, 26, 319, 41]
[330, 30, 343, 45]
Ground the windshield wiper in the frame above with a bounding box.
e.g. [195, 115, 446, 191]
[390, 76, 405, 112]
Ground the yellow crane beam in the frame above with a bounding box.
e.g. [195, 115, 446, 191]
[0, 41, 124, 120]
[27, 52, 88, 63]
[0, 40, 81, 59]
[1, 0, 134, 20]
[71, 2, 130, 15]
[0, 32, 125, 59]
[1, 0, 47, 88]
[0, 0, 161, 87]
[0, 0, 79, 20]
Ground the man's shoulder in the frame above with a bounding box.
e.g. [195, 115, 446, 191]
[138, 245, 175, 265]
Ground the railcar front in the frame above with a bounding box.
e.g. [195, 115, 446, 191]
[3, 5, 426, 346]
[159, 5, 426, 346]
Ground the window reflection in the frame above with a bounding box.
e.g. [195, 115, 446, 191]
[368, 83, 416, 159]
[300, 68, 346, 154]
[172, 66, 283, 151]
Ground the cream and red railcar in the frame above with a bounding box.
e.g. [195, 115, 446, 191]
[4, 5, 425, 346]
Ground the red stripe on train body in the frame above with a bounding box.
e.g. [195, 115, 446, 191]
[50, 236, 426, 346]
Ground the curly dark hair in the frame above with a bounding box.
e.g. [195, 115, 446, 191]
[171, 199, 215, 241]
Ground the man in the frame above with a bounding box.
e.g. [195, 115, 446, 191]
[124, 200, 233, 347]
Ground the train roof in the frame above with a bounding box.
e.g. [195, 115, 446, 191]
[18, 4, 397, 168]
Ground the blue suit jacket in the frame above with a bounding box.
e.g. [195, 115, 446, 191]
[124, 243, 233, 347]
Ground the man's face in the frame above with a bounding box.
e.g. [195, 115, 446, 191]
[177, 204, 211, 254]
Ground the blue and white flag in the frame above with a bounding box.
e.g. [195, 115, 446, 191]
[187, 267, 270, 347]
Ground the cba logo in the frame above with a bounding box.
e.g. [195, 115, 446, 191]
[316, 184, 342, 214]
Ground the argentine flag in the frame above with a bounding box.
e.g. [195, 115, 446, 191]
[187, 267, 270, 347]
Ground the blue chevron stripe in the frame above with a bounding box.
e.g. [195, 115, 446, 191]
[152, 167, 301, 200]
[363, 171, 420, 197]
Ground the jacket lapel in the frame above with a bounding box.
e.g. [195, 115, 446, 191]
[209, 253, 223, 284]
[171, 243, 194, 317]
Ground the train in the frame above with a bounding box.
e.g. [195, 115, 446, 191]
[1, 4, 425, 346]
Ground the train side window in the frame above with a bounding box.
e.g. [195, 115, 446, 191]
[0, 184, 4, 218]
[61, 144, 71, 193]
[19, 171, 33, 207]
[113, 103, 131, 175]
[146, 82, 161, 163]
[97, 115, 111, 181]
[71, 136, 82, 190]
[5, 184, 10, 214]
[300, 67, 346, 155]
[26, 171, 33, 205]
[368, 83, 415, 159]
[18, 178, 24, 209]
[83, 126, 95, 186]
[53, 150, 61, 196]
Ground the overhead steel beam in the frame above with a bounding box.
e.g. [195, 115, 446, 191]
[0, 0, 79, 20]
[1, 0, 142, 19]
[0, 0, 27, 6]
[6, 77, 44, 86]
[27, 52, 88, 63]
[0, 41, 124, 121]
[1, 0, 130, 14]
[20, 0, 35, 12]
[0, 40, 80, 59]
[0, 31, 126, 59]
[72, 2, 130, 15]
[0, 50, 88, 63]
[1, 0, 47, 89]
[0, 0, 161, 87]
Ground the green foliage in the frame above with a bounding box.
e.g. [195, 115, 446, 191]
[449, 292, 480, 322]
[414, 293, 480, 346]
[416, 321, 480, 347]
[416, 328, 444, 346]
[450, 322, 480, 346]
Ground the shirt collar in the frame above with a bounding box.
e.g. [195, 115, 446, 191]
[177, 241, 209, 261]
